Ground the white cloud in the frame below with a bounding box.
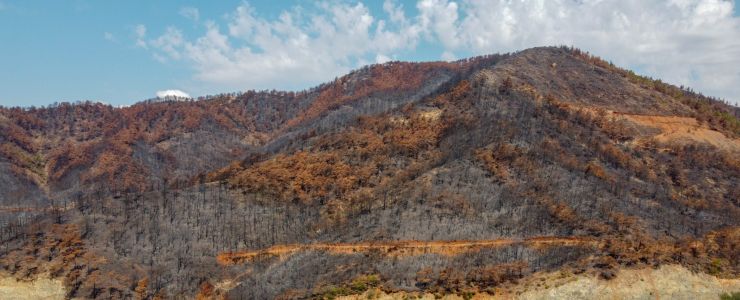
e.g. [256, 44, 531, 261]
[103, 32, 116, 43]
[383, 0, 406, 24]
[150, 27, 183, 60]
[179, 6, 200, 21]
[375, 53, 391, 64]
[417, 0, 461, 49]
[440, 50, 456, 61]
[156, 89, 191, 98]
[422, 0, 740, 103]
[134, 24, 147, 48]
[142, 2, 421, 90]
[138, 0, 740, 104]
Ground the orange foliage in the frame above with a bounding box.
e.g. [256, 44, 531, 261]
[48, 141, 98, 181]
[539, 138, 581, 171]
[0, 122, 35, 152]
[384, 115, 444, 156]
[468, 262, 528, 287]
[195, 281, 216, 300]
[285, 62, 459, 128]
[585, 160, 614, 182]
[232, 151, 359, 203]
[135, 278, 149, 300]
[0, 94, 268, 193]
[475, 149, 510, 182]
[474, 143, 523, 181]
[598, 142, 630, 169]
[223, 103, 450, 204]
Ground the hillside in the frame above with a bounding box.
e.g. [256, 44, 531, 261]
[0, 46, 739, 299]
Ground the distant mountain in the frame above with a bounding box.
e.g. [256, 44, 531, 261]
[0, 46, 738, 299]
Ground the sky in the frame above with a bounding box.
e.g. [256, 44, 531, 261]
[1, 0, 739, 107]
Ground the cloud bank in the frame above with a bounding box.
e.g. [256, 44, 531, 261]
[137, 0, 740, 104]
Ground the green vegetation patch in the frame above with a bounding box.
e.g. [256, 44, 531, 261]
[314, 274, 381, 299]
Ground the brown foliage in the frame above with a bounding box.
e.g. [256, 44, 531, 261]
[195, 281, 217, 300]
[566, 45, 740, 138]
[285, 62, 459, 128]
[467, 262, 527, 287]
[474, 148, 511, 182]
[597, 142, 631, 169]
[223, 102, 450, 205]
[231, 151, 359, 203]
[585, 160, 614, 182]
[498, 77, 513, 95]
[0, 223, 133, 299]
[539, 138, 581, 171]
[135, 278, 149, 300]
[1, 95, 265, 193]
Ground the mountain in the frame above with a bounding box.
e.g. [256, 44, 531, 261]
[0, 46, 739, 299]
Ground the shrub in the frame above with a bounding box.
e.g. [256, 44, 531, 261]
[720, 292, 740, 300]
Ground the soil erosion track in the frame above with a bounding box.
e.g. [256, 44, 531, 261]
[217, 236, 599, 266]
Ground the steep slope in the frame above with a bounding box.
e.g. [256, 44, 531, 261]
[0, 59, 481, 206]
[0, 46, 738, 299]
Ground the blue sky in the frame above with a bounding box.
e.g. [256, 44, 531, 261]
[0, 1, 274, 106]
[0, 0, 447, 107]
[1, 0, 739, 107]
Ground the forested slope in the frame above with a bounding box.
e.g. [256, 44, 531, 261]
[0, 46, 738, 299]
